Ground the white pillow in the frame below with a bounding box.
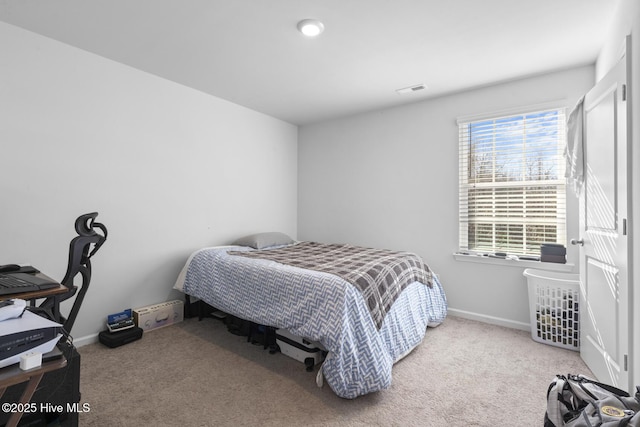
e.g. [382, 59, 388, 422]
[232, 232, 295, 249]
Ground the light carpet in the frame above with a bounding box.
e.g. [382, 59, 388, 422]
[77, 315, 591, 426]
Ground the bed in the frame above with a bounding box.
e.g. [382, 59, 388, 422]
[173, 232, 447, 399]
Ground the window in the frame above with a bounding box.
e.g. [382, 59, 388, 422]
[458, 107, 566, 256]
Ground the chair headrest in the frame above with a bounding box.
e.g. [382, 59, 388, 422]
[74, 212, 108, 258]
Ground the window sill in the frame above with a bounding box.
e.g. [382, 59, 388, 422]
[453, 253, 575, 272]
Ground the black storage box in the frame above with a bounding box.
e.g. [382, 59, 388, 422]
[99, 326, 143, 348]
[541, 243, 567, 264]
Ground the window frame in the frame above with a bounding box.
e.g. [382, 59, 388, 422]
[456, 102, 568, 258]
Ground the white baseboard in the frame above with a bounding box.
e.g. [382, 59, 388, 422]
[447, 308, 530, 332]
[72, 332, 100, 348]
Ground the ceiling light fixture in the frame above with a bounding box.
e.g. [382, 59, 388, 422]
[297, 19, 325, 37]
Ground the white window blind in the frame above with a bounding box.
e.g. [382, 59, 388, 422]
[458, 108, 567, 256]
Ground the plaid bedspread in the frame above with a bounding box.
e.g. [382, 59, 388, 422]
[228, 242, 433, 329]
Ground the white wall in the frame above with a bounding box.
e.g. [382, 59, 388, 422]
[0, 23, 298, 343]
[298, 65, 594, 329]
[594, 0, 640, 393]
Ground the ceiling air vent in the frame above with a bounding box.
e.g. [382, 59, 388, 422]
[396, 84, 428, 94]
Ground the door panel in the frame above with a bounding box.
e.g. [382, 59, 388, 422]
[585, 257, 618, 360]
[585, 93, 616, 231]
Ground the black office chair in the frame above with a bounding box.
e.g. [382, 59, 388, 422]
[39, 212, 107, 334]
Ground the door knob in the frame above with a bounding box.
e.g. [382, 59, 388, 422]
[570, 238, 584, 246]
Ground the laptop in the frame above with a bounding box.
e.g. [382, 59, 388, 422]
[0, 272, 60, 296]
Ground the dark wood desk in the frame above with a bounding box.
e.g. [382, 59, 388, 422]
[0, 275, 76, 426]
[0, 357, 67, 427]
[0, 284, 67, 301]
[0, 274, 68, 323]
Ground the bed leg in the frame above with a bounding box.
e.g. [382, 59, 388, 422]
[198, 300, 205, 321]
[184, 294, 192, 318]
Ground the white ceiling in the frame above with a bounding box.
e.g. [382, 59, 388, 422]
[0, 0, 619, 125]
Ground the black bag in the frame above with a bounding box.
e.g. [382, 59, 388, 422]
[545, 374, 640, 426]
[225, 314, 251, 336]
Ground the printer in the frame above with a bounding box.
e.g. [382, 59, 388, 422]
[0, 310, 62, 368]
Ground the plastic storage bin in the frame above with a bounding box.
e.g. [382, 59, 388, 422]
[523, 268, 580, 351]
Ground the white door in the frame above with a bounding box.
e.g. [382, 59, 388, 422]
[577, 43, 630, 391]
